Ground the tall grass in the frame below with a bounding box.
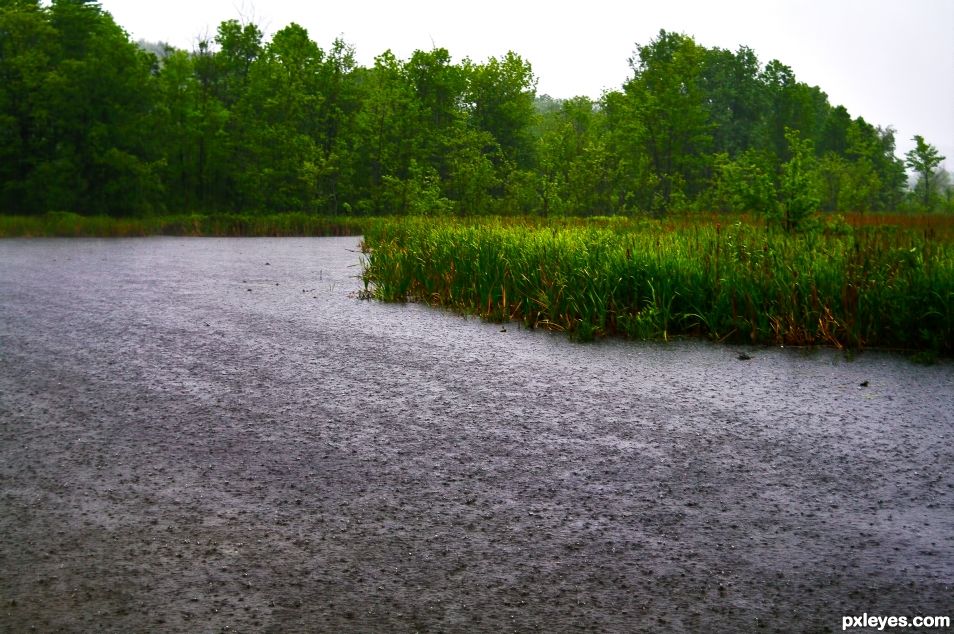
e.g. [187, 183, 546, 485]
[0, 212, 367, 238]
[362, 215, 954, 354]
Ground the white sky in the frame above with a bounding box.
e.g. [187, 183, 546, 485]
[99, 0, 953, 169]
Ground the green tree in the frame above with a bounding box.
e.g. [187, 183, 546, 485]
[700, 45, 766, 157]
[759, 60, 829, 158]
[872, 126, 907, 210]
[465, 51, 537, 170]
[229, 23, 326, 211]
[187, 38, 230, 211]
[406, 48, 466, 153]
[816, 117, 905, 212]
[777, 128, 820, 231]
[0, 0, 56, 212]
[1, 0, 162, 215]
[935, 168, 953, 212]
[905, 135, 946, 210]
[440, 127, 500, 214]
[819, 105, 851, 156]
[312, 38, 360, 212]
[154, 48, 201, 211]
[624, 30, 713, 215]
[533, 96, 615, 215]
[600, 88, 651, 214]
[352, 51, 420, 213]
[707, 150, 776, 213]
[212, 19, 262, 106]
[0, 3, 923, 219]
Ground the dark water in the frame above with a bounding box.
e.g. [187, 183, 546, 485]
[1, 237, 952, 632]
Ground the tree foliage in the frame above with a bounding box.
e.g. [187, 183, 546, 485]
[905, 135, 946, 210]
[778, 128, 821, 231]
[0, 9, 933, 219]
[1, 0, 161, 215]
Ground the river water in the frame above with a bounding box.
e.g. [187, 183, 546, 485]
[1, 237, 952, 632]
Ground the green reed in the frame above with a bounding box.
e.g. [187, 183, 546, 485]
[362, 216, 953, 354]
[0, 212, 368, 238]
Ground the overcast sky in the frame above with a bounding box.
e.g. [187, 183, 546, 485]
[98, 0, 953, 169]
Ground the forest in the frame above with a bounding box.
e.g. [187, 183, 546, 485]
[1, 0, 950, 222]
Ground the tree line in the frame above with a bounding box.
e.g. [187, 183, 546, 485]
[1, 0, 950, 221]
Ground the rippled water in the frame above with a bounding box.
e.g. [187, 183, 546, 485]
[1, 237, 952, 632]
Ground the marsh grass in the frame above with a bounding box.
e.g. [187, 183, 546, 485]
[362, 214, 954, 354]
[5, 210, 950, 353]
[0, 212, 366, 238]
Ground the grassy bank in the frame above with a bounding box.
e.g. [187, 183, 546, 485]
[0, 212, 367, 238]
[361, 214, 954, 354]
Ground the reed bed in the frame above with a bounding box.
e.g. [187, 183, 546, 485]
[362, 215, 954, 354]
[0, 212, 367, 238]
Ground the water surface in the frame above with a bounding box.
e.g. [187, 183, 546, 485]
[1, 237, 951, 632]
